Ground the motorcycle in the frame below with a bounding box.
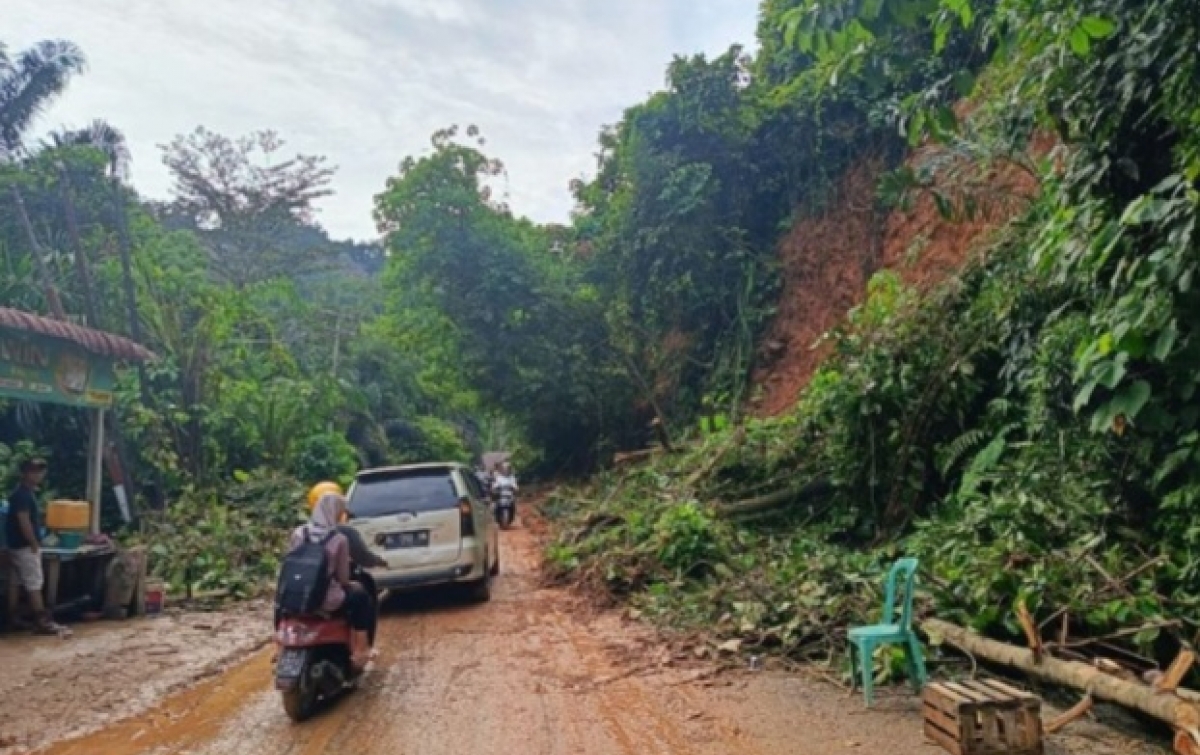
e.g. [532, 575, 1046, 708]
[493, 483, 516, 529]
[274, 567, 377, 722]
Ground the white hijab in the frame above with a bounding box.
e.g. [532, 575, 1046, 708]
[308, 493, 345, 540]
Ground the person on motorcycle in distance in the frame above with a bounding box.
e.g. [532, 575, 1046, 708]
[288, 493, 374, 671]
[493, 461, 518, 493]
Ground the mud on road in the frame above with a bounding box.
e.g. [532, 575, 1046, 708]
[0, 602, 269, 754]
[22, 519, 1169, 755]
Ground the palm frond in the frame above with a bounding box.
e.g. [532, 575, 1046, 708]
[0, 39, 86, 157]
[46, 118, 131, 179]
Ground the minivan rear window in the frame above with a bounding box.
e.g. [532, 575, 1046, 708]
[348, 470, 459, 518]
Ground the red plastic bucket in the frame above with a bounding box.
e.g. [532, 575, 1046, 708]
[144, 580, 165, 617]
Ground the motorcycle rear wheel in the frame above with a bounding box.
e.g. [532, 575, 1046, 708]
[282, 683, 318, 722]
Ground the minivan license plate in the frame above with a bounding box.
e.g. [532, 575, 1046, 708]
[384, 530, 430, 549]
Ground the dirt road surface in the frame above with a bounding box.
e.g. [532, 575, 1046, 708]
[22, 521, 1168, 755]
[0, 602, 269, 754]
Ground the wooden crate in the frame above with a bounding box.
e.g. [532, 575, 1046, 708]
[923, 679, 1043, 755]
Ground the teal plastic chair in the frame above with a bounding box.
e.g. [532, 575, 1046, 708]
[848, 557, 927, 707]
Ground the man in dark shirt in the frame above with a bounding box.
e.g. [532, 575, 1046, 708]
[6, 458, 66, 634]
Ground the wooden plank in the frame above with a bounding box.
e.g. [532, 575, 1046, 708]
[928, 681, 974, 706]
[934, 691, 973, 718]
[964, 680, 1008, 703]
[924, 721, 964, 755]
[946, 681, 993, 705]
[999, 709, 1017, 745]
[1021, 708, 1045, 751]
[979, 677, 1037, 702]
[981, 708, 1000, 750]
[923, 702, 963, 738]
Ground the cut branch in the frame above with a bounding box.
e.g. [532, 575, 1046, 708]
[1158, 651, 1197, 694]
[612, 448, 661, 466]
[1045, 694, 1093, 733]
[1016, 599, 1044, 662]
[683, 428, 745, 490]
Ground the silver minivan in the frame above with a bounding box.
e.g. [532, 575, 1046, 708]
[346, 463, 499, 601]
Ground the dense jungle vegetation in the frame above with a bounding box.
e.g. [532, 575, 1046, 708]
[544, 0, 1200, 678]
[4, 0, 1200, 680]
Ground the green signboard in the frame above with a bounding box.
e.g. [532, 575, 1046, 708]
[0, 326, 116, 408]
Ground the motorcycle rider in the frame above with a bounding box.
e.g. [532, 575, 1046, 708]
[286, 492, 374, 671]
[275, 484, 384, 665]
[305, 481, 386, 573]
[493, 461, 518, 493]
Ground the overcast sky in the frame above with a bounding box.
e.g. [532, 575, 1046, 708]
[8, 0, 758, 241]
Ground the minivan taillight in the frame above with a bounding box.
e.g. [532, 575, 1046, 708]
[458, 498, 475, 536]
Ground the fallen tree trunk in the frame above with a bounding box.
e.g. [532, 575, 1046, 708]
[715, 478, 833, 518]
[923, 618, 1200, 737]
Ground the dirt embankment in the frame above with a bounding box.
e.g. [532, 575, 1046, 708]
[751, 138, 1049, 417]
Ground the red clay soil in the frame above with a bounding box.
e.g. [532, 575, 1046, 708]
[751, 159, 889, 417]
[751, 136, 1052, 417]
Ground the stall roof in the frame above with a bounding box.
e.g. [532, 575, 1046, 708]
[0, 307, 154, 362]
[482, 452, 511, 471]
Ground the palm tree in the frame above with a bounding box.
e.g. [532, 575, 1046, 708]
[0, 39, 87, 160]
[46, 119, 132, 179]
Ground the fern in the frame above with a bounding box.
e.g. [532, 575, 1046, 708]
[957, 424, 1021, 500]
[938, 428, 989, 477]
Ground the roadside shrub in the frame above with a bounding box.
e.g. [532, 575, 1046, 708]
[290, 432, 360, 484]
[132, 469, 305, 598]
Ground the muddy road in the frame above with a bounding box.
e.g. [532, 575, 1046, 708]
[30, 520, 1167, 755]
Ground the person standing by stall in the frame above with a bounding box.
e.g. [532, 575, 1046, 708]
[6, 459, 68, 635]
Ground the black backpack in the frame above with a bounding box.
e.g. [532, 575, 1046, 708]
[276, 527, 336, 615]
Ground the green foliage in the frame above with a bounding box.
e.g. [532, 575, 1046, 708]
[289, 432, 359, 486]
[544, 471, 885, 659]
[374, 126, 639, 471]
[0, 439, 50, 491]
[132, 470, 306, 597]
[397, 416, 470, 463]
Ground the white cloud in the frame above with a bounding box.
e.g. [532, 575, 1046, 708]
[6, 0, 757, 240]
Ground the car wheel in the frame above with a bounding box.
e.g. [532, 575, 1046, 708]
[490, 547, 500, 576]
[468, 558, 492, 603]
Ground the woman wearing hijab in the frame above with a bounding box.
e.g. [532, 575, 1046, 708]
[287, 493, 374, 670]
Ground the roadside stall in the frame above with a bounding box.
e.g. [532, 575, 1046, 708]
[0, 306, 154, 628]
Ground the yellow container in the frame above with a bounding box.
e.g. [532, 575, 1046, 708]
[46, 499, 90, 531]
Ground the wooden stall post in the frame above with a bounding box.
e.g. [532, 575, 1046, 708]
[87, 407, 105, 535]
